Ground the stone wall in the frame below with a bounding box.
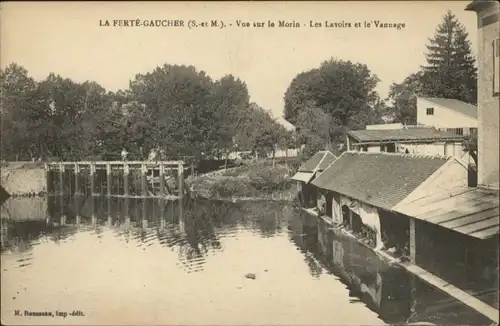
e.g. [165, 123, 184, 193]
[1, 163, 47, 196]
[476, 3, 500, 189]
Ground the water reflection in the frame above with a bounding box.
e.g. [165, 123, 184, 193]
[0, 196, 494, 325]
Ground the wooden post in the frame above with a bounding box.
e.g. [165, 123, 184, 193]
[123, 163, 129, 197]
[74, 163, 80, 195]
[44, 163, 50, 195]
[190, 162, 194, 177]
[91, 194, 96, 227]
[107, 196, 112, 226]
[160, 199, 165, 229]
[59, 162, 64, 195]
[349, 209, 353, 229]
[141, 163, 147, 196]
[142, 198, 147, 229]
[159, 162, 165, 195]
[106, 163, 112, 197]
[124, 197, 130, 221]
[90, 162, 96, 196]
[74, 195, 80, 225]
[178, 162, 184, 198]
[59, 190, 64, 222]
[409, 217, 416, 264]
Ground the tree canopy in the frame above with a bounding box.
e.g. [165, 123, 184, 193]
[284, 58, 383, 156]
[0, 63, 286, 162]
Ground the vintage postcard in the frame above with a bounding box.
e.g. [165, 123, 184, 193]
[1, 1, 499, 325]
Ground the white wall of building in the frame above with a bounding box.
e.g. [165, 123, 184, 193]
[416, 98, 478, 129]
[366, 123, 404, 130]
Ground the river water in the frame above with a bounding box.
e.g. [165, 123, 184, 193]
[0, 196, 493, 325]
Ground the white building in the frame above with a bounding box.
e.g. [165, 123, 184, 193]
[416, 97, 478, 136]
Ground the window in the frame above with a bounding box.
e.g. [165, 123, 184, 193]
[455, 128, 464, 136]
[494, 38, 500, 96]
[470, 128, 478, 136]
[426, 107, 434, 115]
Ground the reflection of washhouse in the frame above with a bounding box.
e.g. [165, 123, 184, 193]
[322, 221, 412, 324]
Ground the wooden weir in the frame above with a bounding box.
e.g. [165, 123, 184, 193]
[44, 160, 187, 199]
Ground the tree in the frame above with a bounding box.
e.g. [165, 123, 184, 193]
[421, 10, 477, 104]
[386, 72, 426, 124]
[284, 69, 320, 125]
[0, 63, 41, 160]
[295, 102, 332, 158]
[283, 58, 381, 148]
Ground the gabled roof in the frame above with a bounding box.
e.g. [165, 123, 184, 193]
[298, 151, 337, 172]
[347, 127, 463, 143]
[276, 117, 296, 132]
[311, 151, 450, 210]
[418, 97, 478, 119]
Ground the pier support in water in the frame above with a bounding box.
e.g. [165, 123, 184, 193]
[106, 163, 112, 197]
[159, 162, 165, 195]
[409, 218, 416, 264]
[178, 161, 184, 198]
[44, 163, 50, 195]
[90, 162, 96, 196]
[123, 163, 129, 197]
[141, 163, 147, 196]
[74, 163, 80, 195]
[59, 162, 64, 195]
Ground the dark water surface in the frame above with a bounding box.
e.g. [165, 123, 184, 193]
[0, 196, 492, 325]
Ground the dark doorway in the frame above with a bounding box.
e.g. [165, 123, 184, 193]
[386, 143, 396, 153]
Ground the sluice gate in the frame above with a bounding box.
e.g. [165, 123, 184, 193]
[45, 161, 188, 199]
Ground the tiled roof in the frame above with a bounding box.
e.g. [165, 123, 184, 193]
[419, 97, 478, 119]
[348, 127, 462, 143]
[311, 151, 449, 210]
[298, 151, 337, 172]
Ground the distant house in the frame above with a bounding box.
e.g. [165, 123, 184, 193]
[346, 126, 467, 158]
[291, 150, 337, 208]
[272, 117, 299, 158]
[416, 97, 478, 136]
[276, 117, 296, 132]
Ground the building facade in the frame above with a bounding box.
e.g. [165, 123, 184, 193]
[416, 97, 478, 136]
[466, 0, 500, 189]
[346, 127, 467, 158]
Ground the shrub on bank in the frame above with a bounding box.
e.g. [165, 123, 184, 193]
[192, 163, 295, 199]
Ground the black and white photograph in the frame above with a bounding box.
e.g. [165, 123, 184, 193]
[0, 1, 499, 325]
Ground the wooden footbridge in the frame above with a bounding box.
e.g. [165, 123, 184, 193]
[45, 160, 192, 199]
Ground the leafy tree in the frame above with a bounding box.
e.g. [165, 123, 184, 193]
[283, 58, 381, 148]
[0, 63, 39, 160]
[284, 69, 320, 125]
[295, 103, 332, 158]
[386, 72, 426, 124]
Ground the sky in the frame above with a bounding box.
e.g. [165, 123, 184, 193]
[1, 1, 478, 119]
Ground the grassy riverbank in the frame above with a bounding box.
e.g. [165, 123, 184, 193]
[188, 161, 299, 201]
